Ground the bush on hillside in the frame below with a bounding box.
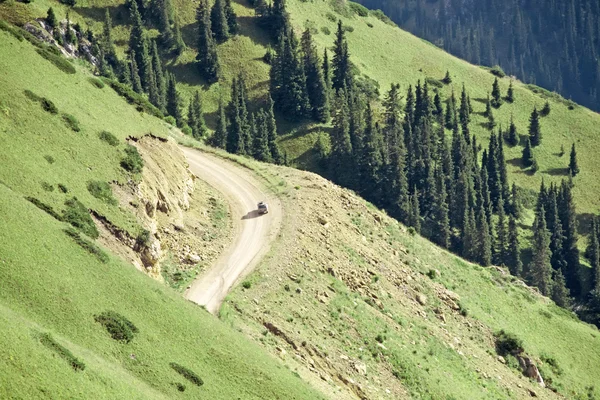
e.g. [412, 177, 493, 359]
[36, 48, 76, 74]
[494, 330, 524, 356]
[425, 77, 443, 88]
[94, 311, 139, 343]
[62, 113, 81, 132]
[349, 2, 369, 17]
[40, 333, 86, 371]
[24, 90, 59, 114]
[25, 197, 63, 221]
[41, 181, 55, 192]
[490, 65, 506, 78]
[103, 79, 164, 119]
[170, 362, 204, 386]
[87, 181, 117, 205]
[370, 9, 397, 27]
[99, 131, 119, 146]
[121, 144, 144, 174]
[321, 26, 331, 35]
[44, 155, 55, 164]
[88, 77, 105, 89]
[63, 197, 99, 239]
[64, 227, 109, 263]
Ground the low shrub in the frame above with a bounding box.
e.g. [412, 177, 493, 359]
[94, 311, 139, 342]
[135, 229, 151, 248]
[41, 181, 55, 192]
[44, 155, 55, 164]
[242, 281, 252, 289]
[349, 2, 369, 17]
[41, 98, 59, 114]
[164, 116, 177, 126]
[425, 77, 443, 89]
[494, 330, 524, 356]
[23, 89, 41, 102]
[490, 65, 506, 78]
[321, 26, 331, 35]
[170, 362, 204, 387]
[370, 9, 397, 26]
[58, 183, 68, 193]
[25, 197, 63, 221]
[63, 197, 99, 239]
[88, 77, 105, 89]
[62, 113, 81, 132]
[87, 181, 117, 206]
[64, 228, 109, 262]
[325, 12, 337, 22]
[121, 144, 144, 174]
[99, 130, 119, 146]
[104, 79, 164, 119]
[342, 25, 355, 33]
[40, 333, 86, 371]
[36, 47, 76, 74]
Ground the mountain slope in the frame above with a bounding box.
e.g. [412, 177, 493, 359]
[215, 153, 600, 399]
[0, 29, 323, 399]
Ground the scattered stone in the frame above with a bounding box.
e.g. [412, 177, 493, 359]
[416, 294, 427, 306]
[497, 355, 506, 364]
[296, 288, 303, 294]
[253, 298, 259, 305]
[353, 362, 367, 375]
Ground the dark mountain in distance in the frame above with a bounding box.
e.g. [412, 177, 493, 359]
[356, 0, 600, 112]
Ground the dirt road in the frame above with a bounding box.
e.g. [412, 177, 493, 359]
[181, 147, 281, 314]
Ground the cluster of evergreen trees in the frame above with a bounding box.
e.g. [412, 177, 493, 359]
[209, 75, 284, 164]
[356, 0, 600, 112]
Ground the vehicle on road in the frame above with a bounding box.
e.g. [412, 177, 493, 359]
[258, 201, 269, 215]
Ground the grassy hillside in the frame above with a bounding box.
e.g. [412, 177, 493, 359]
[6, 0, 600, 222]
[201, 150, 600, 399]
[0, 29, 323, 399]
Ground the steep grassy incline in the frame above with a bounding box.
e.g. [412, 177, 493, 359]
[8, 0, 600, 220]
[0, 30, 323, 399]
[211, 153, 600, 400]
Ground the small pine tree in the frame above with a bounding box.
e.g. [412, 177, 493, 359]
[266, 95, 283, 164]
[491, 77, 502, 107]
[187, 91, 206, 139]
[551, 269, 571, 308]
[46, 7, 58, 31]
[442, 70, 452, 84]
[529, 205, 553, 296]
[150, 41, 166, 113]
[172, 17, 186, 55]
[506, 80, 515, 103]
[510, 182, 521, 219]
[129, 52, 143, 94]
[102, 9, 118, 65]
[507, 114, 518, 146]
[522, 137, 534, 167]
[128, 0, 152, 92]
[477, 203, 492, 266]
[588, 218, 600, 291]
[569, 143, 580, 177]
[528, 107, 542, 146]
[507, 214, 523, 276]
[541, 100, 551, 117]
[301, 29, 330, 123]
[408, 190, 421, 234]
[252, 110, 271, 162]
[196, 0, 220, 83]
[166, 73, 183, 126]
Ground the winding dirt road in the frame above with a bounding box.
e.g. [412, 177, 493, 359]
[181, 147, 281, 314]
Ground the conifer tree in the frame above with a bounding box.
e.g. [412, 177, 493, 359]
[102, 9, 117, 65]
[226, 76, 250, 155]
[166, 72, 183, 126]
[332, 20, 352, 91]
[46, 7, 58, 31]
[211, 0, 229, 42]
[528, 107, 542, 146]
[569, 143, 580, 177]
[150, 41, 166, 113]
[360, 103, 383, 199]
[510, 182, 521, 219]
[408, 189, 421, 234]
[491, 77, 502, 107]
[323, 49, 331, 92]
[459, 84, 471, 127]
[172, 16, 186, 55]
[211, 96, 227, 149]
[97, 49, 113, 78]
[196, 0, 220, 83]
[530, 205, 553, 296]
[147, 63, 160, 111]
[476, 202, 492, 266]
[156, 0, 174, 47]
[495, 195, 508, 266]
[270, 0, 290, 40]
[590, 218, 600, 291]
[522, 137, 534, 167]
[329, 89, 353, 186]
[551, 269, 571, 308]
[252, 110, 271, 162]
[187, 91, 207, 139]
[541, 100, 551, 117]
[507, 114, 518, 146]
[506, 80, 515, 103]
[507, 213, 523, 276]
[128, 0, 152, 92]
[432, 167, 450, 249]
[301, 29, 330, 122]
[547, 188, 567, 272]
[225, 0, 238, 35]
[130, 52, 143, 94]
[462, 206, 477, 261]
[558, 180, 581, 296]
[265, 95, 283, 164]
[442, 70, 452, 84]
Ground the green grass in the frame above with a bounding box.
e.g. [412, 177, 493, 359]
[0, 29, 324, 399]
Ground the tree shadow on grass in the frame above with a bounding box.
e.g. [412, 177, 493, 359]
[75, 4, 130, 26]
[543, 167, 569, 176]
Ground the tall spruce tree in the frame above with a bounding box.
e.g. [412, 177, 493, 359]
[270, 0, 290, 40]
[569, 143, 580, 177]
[332, 20, 352, 91]
[522, 137, 534, 167]
[551, 269, 571, 308]
[530, 205, 553, 296]
[252, 110, 271, 162]
[155, 0, 174, 47]
[150, 41, 166, 113]
[558, 180, 581, 296]
[360, 103, 383, 201]
[211, 96, 227, 149]
[432, 167, 450, 249]
[590, 217, 600, 291]
[528, 107, 542, 146]
[265, 95, 283, 164]
[476, 201, 492, 266]
[507, 213, 523, 276]
[196, 0, 220, 83]
[128, 0, 152, 92]
[495, 195, 508, 266]
[224, 0, 238, 35]
[408, 189, 421, 234]
[301, 29, 330, 122]
[211, 0, 229, 42]
[506, 80, 515, 103]
[187, 91, 207, 139]
[101, 10, 118, 66]
[129, 53, 143, 94]
[46, 7, 58, 31]
[166, 73, 183, 126]
[329, 89, 353, 186]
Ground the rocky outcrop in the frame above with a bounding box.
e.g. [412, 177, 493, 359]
[518, 356, 545, 388]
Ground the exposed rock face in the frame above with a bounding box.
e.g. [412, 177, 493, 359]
[518, 356, 545, 388]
